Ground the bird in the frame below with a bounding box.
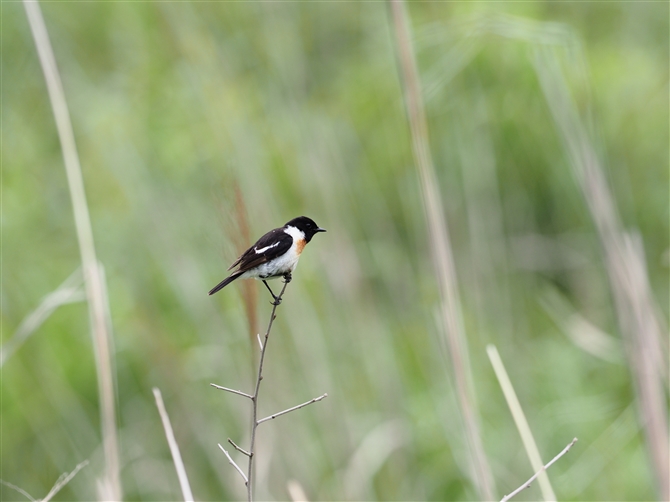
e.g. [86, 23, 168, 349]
[209, 216, 326, 303]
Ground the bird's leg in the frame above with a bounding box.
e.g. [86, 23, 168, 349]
[262, 280, 281, 305]
[283, 273, 292, 284]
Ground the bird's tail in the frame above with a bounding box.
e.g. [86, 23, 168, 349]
[208, 271, 243, 295]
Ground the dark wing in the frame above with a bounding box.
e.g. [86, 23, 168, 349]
[228, 228, 293, 273]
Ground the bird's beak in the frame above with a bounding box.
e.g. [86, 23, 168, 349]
[316, 228, 327, 233]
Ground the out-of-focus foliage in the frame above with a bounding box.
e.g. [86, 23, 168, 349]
[2, 2, 667, 501]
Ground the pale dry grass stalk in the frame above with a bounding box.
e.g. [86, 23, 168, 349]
[22, 1, 121, 499]
[41, 461, 89, 502]
[1, 268, 84, 367]
[343, 419, 408, 500]
[286, 479, 309, 502]
[0, 460, 89, 502]
[388, 1, 495, 499]
[153, 388, 195, 502]
[534, 47, 669, 501]
[0, 480, 36, 501]
[486, 344, 557, 501]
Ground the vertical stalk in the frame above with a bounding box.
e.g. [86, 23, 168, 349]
[247, 278, 290, 502]
[534, 47, 669, 501]
[388, 1, 496, 499]
[22, 2, 121, 499]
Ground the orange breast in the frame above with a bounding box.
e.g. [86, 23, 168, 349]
[296, 238, 306, 255]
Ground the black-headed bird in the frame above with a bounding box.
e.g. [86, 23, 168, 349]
[209, 216, 326, 303]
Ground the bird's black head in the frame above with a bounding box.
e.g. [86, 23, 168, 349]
[285, 216, 326, 242]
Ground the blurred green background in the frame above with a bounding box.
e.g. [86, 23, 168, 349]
[2, 1, 668, 501]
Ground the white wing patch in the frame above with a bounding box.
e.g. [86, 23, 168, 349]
[254, 242, 280, 254]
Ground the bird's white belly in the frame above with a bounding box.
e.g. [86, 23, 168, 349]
[242, 243, 300, 280]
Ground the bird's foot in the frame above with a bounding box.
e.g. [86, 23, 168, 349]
[262, 280, 281, 305]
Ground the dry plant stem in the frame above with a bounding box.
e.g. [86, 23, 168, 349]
[22, 1, 121, 499]
[216, 276, 326, 500]
[153, 388, 195, 502]
[247, 277, 291, 502]
[501, 438, 578, 502]
[486, 345, 556, 500]
[388, 1, 495, 499]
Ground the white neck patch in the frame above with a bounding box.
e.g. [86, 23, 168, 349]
[284, 225, 305, 240]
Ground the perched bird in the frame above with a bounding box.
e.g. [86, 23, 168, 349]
[209, 216, 326, 303]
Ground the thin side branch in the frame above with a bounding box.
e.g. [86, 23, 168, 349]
[218, 444, 248, 485]
[41, 460, 89, 502]
[0, 480, 36, 502]
[501, 438, 578, 502]
[258, 394, 328, 425]
[228, 438, 251, 457]
[210, 383, 253, 399]
[153, 388, 195, 502]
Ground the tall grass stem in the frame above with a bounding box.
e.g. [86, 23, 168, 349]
[153, 388, 195, 502]
[388, 1, 495, 499]
[534, 47, 669, 501]
[487, 344, 557, 501]
[22, 1, 121, 499]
